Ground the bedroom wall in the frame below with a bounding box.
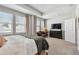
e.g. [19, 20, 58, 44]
[77, 21, 79, 51]
[47, 18, 76, 44]
[76, 4, 79, 52]
[64, 18, 76, 44]
[47, 19, 65, 39]
[47, 19, 63, 30]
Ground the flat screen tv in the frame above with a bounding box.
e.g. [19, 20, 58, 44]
[51, 23, 61, 29]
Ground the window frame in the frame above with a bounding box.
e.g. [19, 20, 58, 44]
[0, 11, 26, 35]
[15, 15, 26, 33]
[36, 18, 45, 32]
[0, 11, 13, 34]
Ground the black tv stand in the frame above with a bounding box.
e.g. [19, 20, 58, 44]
[49, 29, 62, 39]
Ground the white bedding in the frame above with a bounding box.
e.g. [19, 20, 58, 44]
[0, 35, 37, 55]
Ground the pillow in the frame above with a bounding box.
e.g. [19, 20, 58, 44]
[0, 36, 7, 48]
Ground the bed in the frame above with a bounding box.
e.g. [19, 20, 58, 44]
[0, 35, 49, 55]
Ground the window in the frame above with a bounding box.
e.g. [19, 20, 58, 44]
[15, 15, 26, 33]
[41, 20, 44, 31]
[36, 18, 45, 32]
[36, 19, 41, 32]
[0, 12, 13, 33]
[0, 11, 26, 34]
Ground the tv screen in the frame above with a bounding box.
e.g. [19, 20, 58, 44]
[51, 24, 61, 29]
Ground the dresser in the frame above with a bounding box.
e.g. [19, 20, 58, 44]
[49, 29, 62, 39]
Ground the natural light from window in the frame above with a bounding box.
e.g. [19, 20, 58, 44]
[0, 12, 13, 33]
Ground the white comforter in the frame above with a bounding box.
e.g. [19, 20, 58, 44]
[0, 35, 37, 55]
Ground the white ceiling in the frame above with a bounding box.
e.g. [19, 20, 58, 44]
[30, 4, 70, 13]
[30, 4, 76, 19]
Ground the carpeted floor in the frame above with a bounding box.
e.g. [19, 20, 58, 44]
[46, 37, 79, 55]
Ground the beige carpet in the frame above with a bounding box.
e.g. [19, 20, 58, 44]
[46, 37, 79, 55]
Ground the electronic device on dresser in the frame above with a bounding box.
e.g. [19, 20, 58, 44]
[49, 23, 62, 39]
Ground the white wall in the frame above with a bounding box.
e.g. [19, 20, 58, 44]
[47, 19, 63, 30]
[47, 18, 64, 39]
[76, 5, 79, 52]
[77, 23, 79, 51]
[64, 18, 75, 43]
[47, 18, 75, 44]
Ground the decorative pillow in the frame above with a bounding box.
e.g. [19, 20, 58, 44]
[0, 36, 7, 48]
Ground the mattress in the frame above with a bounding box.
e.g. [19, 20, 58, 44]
[0, 35, 37, 55]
